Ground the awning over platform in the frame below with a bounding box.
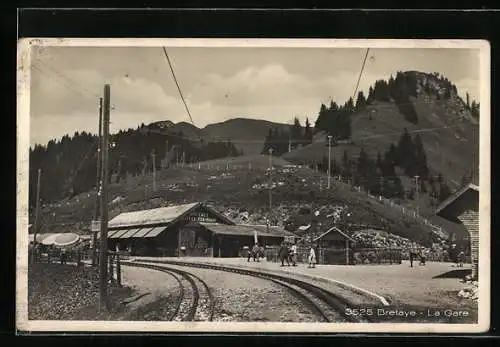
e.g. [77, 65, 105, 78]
[101, 226, 169, 240]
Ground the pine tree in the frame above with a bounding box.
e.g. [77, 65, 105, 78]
[367, 86, 375, 104]
[342, 150, 350, 177]
[396, 128, 415, 173]
[388, 143, 397, 165]
[291, 117, 303, 149]
[413, 134, 429, 179]
[345, 97, 355, 113]
[466, 92, 470, 109]
[376, 151, 382, 168]
[355, 91, 367, 110]
[444, 85, 451, 99]
[304, 117, 313, 145]
[314, 103, 328, 132]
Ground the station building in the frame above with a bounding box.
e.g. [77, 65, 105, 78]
[101, 202, 297, 257]
[436, 183, 480, 279]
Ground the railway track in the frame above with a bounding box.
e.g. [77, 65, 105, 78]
[126, 259, 370, 323]
[122, 262, 215, 322]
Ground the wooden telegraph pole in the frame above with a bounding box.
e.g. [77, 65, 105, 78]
[99, 84, 111, 312]
[92, 97, 103, 267]
[31, 168, 42, 264]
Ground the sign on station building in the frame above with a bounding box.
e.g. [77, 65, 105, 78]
[91, 220, 101, 232]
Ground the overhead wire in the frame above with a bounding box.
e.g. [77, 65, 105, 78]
[161, 47, 196, 128]
[31, 64, 93, 100]
[31, 62, 103, 194]
[353, 48, 370, 100]
[32, 58, 101, 99]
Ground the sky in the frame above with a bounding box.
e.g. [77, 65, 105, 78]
[28, 45, 480, 147]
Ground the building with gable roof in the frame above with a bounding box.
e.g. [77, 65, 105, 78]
[436, 183, 480, 279]
[103, 201, 296, 257]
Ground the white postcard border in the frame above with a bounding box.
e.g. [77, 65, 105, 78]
[16, 38, 491, 334]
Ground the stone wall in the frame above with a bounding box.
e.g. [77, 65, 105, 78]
[458, 209, 479, 279]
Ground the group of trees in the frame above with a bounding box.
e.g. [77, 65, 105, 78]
[29, 126, 243, 206]
[261, 117, 313, 155]
[314, 98, 356, 140]
[465, 92, 480, 119]
[314, 71, 423, 142]
[421, 72, 458, 100]
[318, 148, 405, 199]
[367, 71, 419, 124]
[315, 127, 453, 203]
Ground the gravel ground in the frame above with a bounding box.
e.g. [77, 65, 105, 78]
[118, 266, 182, 320]
[137, 257, 479, 323]
[152, 263, 325, 322]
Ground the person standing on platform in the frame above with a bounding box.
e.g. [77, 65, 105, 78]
[251, 243, 260, 262]
[419, 248, 427, 266]
[279, 242, 290, 266]
[409, 247, 415, 268]
[308, 245, 316, 268]
[290, 242, 298, 266]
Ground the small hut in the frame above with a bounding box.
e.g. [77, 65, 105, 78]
[312, 226, 355, 265]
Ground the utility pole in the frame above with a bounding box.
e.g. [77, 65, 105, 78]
[327, 135, 332, 189]
[31, 168, 42, 264]
[152, 149, 156, 192]
[414, 175, 420, 216]
[92, 98, 103, 267]
[268, 148, 274, 212]
[99, 84, 111, 312]
[380, 176, 384, 197]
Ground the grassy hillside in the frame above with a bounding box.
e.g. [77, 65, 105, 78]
[34, 154, 467, 246]
[31, 71, 476, 250]
[285, 98, 477, 182]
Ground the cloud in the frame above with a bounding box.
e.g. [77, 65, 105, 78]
[30, 66, 182, 118]
[188, 63, 370, 110]
[29, 60, 480, 147]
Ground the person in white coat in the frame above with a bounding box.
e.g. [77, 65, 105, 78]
[308, 245, 316, 268]
[290, 243, 298, 266]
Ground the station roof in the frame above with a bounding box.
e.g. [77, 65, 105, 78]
[200, 223, 297, 238]
[102, 226, 170, 240]
[436, 183, 479, 222]
[313, 226, 355, 243]
[107, 201, 234, 230]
